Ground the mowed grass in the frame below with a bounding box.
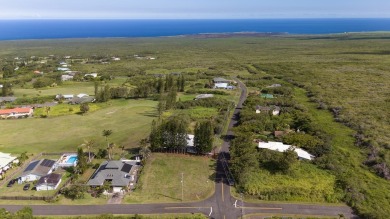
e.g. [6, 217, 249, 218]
[125, 153, 215, 203]
[0, 99, 157, 154]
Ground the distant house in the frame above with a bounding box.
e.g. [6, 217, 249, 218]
[61, 75, 74, 81]
[260, 93, 274, 99]
[255, 105, 280, 115]
[112, 57, 120, 61]
[55, 94, 74, 100]
[77, 93, 89, 98]
[214, 83, 228, 89]
[258, 141, 315, 160]
[68, 96, 95, 105]
[195, 94, 214, 100]
[33, 70, 43, 75]
[36, 173, 62, 191]
[213, 77, 229, 84]
[267, 84, 282, 88]
[19, 159, 56, 183]
[87, 160, 136, 193]
[84, 73, 98, 78]
[0, 107, 33, 119]
[0, 152, 19, 177]
[57, 67, 70, 71]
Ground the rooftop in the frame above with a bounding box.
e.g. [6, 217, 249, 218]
[258, 141, 314, 160]
[87, 160, 135, 187]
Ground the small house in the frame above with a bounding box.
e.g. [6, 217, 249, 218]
[195, 94, 214, 100]
[55, 94, 74, 100]
[61, 75, 74, 81]
[36, 173, 62, 191]
[258, 141, 315, 160]
[84, 73, 98, 78]
[19, 159, 56, 183]
[0, 152, 19, 177]
[214, 83, 228, 89]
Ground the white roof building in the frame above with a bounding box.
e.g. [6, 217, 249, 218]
[214, 83, 228, 89]
[0, 152, 18, 174]
[258, 141, 315, 160]
[77, 93, 89, 98]
[84, 73, 98, 78]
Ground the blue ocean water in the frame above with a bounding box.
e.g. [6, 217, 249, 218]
[0, 19, 390, 40]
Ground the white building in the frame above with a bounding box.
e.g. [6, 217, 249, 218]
[258, 141, 315, 160]
[61, 75, 74, 81]
[19, 159, 56, 183]
[214, 83, 228, 89]
[84, 73, 98, 78]
[36, 173, 62, 191]
[0, 152, 18, 177]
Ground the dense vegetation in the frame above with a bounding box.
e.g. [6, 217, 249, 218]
[0, 33, 389, 218]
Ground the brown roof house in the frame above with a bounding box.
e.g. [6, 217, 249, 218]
[19, 159, 56, 183]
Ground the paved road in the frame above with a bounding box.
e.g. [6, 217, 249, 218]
[0, 78, 357, 218]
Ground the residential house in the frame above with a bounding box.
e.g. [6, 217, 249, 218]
[61, 75, 74, 81]
[195, 94, 214, 100]
[0, 107, 33, 119]
[213, 77, 229, 84]
[255, 105, 281, 115]
[57, 67, 70, 71]
[55, 94, 74, 100]
[84, 73, 98, 78]
[36, 173, 62, 191]
[214, 83, 228, 89]
[19, 159, 56, 183]
[87, 160, 136, 193]
[68, 96, 95, 105]
[258, 141, 315, 160]
[0, 152, 19, 177]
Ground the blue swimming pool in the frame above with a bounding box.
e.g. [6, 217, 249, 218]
[66, 156, 78, 164]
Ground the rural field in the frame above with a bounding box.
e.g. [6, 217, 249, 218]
[1, 32, 390, 218]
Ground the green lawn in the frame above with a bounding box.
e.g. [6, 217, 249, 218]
[0, 99, 157, 154]
[124, 153, 215, 203]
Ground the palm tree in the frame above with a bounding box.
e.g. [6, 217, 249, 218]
[80, 139, 95, 163]
[102, 129, 113, 152]
[139, 138, 151, 160]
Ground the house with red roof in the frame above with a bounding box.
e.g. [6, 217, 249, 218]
[0, 107, 33, 119]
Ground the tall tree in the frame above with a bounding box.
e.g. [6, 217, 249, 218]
[102, 129, 113, 157]
[107, 142, 116, 160]
[139, 138, 151, 160]
[80, 103, 90, 115]
[76, 147, 87, 174]
[165, 85, 177, 110]
[1, 82, 13, 96]
[194, 120, 214, 154]
[149, 120, 161, 150]
[80, 139, 95, 163]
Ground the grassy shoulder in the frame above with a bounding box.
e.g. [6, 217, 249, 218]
[124, 153, 214, 203]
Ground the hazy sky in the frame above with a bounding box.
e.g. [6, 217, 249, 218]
[0, 0, 389, 19]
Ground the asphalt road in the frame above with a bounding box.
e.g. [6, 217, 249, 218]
[0, 78, 357, 218]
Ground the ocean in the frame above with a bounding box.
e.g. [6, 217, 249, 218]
[0, 19, 390, 40]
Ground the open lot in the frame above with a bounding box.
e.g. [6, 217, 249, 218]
[125, 153, 215, 203]
[0, 99, 157, 154]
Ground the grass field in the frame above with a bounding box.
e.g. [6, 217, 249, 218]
[124, 153, 215, 203]
[0, 99, 157, 154]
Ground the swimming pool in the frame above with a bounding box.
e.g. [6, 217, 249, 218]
[66, 156, 78, 164]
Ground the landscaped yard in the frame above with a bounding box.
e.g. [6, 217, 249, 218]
[124, 153, 215, 203]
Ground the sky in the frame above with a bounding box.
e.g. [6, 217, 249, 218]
[0, 0, 389, 19]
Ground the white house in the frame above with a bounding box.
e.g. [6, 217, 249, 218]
[61, 75, 74, 81]
[0, 152, 18, 177]
[36, 173, 62, 191]
[195, 94, 214, 100]
[76, 93, 89, 98]
[19, 159, 56, 183]
[84, 73, 98, 78]
[214, 83, 228, 89]
[0, 107, 33, 119]
[55, 94, 74, 100]
[57, 67, 70, 71]
[258, 141, 315, 160]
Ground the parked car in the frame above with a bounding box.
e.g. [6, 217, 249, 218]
[7, 179, 16, 187]
[23, 184, 31, 191]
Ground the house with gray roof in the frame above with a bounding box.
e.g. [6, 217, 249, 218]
[256, 105, 281, 116]
[19, 159, 56, 183]
[87, 160, 136, 193]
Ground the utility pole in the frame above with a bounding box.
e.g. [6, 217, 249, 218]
[181, 172, 184, 202]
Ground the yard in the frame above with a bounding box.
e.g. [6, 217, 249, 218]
[124, 153, 215, 203]
[0, 99, 157, 154]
